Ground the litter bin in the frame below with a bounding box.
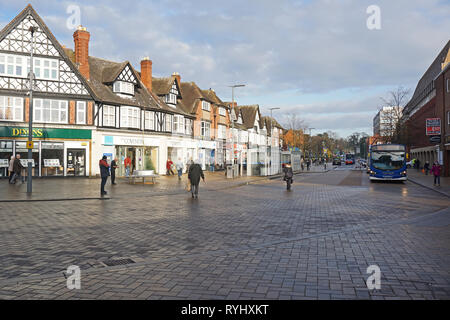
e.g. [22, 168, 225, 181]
[226, 165, 233, 179]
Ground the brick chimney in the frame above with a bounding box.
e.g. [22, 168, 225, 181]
[172, 72, 181, 85]
[141, 57, 152, 91]
[73, 25, 90, 80]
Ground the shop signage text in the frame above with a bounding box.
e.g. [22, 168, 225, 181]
[426, 118, 441, 136]
[0, 127, 92, 139]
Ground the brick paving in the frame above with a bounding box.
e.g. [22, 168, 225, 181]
[0, 168, 449, 299]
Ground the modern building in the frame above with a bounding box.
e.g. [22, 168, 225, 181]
[373, 106, 403, 138]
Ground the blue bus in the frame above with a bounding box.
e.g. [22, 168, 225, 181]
[368, 144, 407, 181]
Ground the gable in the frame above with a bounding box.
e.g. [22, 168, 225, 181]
[0, 7, 91, 97]
[116, 64, 137, 85]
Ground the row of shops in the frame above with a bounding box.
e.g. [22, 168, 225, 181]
[1, 125, 285, 178]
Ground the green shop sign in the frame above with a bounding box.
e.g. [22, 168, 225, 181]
[0, 127, 91, 140]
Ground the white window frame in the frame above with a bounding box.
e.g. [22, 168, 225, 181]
[76, 101, 86, 124]
[185, 118, 193, 135]
[173, 115, 184, 133]
[121, 106, 140, 129]
[218, 124, 226, 139]
[0, 96, 23, 121]
[103, 105, 116, 127]
[113, 81, 134, 95]
[219, 107, 226, 116]
[144, 111, 155, 130]
[202, 101, 211, 111]
[0, 54, 58, 80]
[165, 114, 173, 132]
[33, 98, 68, 124]
[201, 121, 211, 138]
[165, 93, 177, 105]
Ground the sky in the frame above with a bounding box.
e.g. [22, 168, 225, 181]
[1, 0, 449, 138]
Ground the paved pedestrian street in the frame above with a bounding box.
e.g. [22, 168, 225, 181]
[0, 168, 449, 300]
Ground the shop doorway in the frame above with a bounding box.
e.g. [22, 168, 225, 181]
[67, 149, 86, 176]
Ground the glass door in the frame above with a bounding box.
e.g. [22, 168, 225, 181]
[67, 149, 86, 176]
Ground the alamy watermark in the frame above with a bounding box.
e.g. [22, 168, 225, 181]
[366, 5, 381, 30]
[366, 265, 381, 290]
[66, 4, 81, 30]
[66, 265, 81, 290]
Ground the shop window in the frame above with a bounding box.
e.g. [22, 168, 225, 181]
[0, 140, 13, 177]
[76, 101, 86, 124]
[15, 141, 39, 177]
[0, 96, 23, 121]
[41, 142, 64, 176]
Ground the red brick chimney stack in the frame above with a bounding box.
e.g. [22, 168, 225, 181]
[141, 57, 153, 92]
[73, 25, 90, 80]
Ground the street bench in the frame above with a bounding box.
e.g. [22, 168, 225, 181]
[128, 170, 159, 184]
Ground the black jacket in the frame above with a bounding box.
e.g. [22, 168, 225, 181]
[13, 158, 23, 174]
[188, 163, 204, 185]
[283, 167, 293, 179]
[99, 160, 110, 178]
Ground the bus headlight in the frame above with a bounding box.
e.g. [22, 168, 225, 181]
[401, 171, 406, 175]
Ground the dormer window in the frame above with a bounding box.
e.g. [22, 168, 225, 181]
[113, 81, 134, 96]
[165, 93, 177, 105]
[202, 101, 211, 111]
[237, 114, 242, 124]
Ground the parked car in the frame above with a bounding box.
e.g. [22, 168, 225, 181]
[332, 158, 341, 165]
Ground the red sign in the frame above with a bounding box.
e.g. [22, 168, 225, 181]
[426, 118, 441, 135]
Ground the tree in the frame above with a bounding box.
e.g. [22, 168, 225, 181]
[282, 113, 307, 150]
[379, 86, 410, 143]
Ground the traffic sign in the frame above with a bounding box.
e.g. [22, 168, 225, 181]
[26, 141, 34, 149]
[429, 135, 441, 143]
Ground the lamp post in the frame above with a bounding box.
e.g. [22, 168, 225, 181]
[228, 84, 245, 177]
[27, 26, 36, 194]
[308, 127, 315, 160]
[269, 107, 280, 175]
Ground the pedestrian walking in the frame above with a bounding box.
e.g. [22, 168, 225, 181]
[416, 159, 421, 171]
[8, 155, 14, 183]
[306, 159, 311, 171]
[300, 157, 304, 171]
[99, 156, 110, 195]
[10, 154, 24, 184]
[431, 161, 441, 186]
[283, 163, 294, 190]
[176, 157, 183, 180]
[188, 160, 205, 199]
[423, 161, 430, 175]
[166, 158, 174, 175]
[124, 155, 131, 177]
[111, 157, 118, 185]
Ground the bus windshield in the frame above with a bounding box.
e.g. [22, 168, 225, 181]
[371, 151, 405, 171]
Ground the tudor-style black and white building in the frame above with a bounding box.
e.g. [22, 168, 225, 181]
[0, 5, 96, 178]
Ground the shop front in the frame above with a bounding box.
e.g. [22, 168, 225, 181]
[0, 126, 91, 177]
[197, 140, 216, 171]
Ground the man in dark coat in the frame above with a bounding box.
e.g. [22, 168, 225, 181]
[188, 160, 205, 199]
[99, 156, 110, 195]
[10, 154, 24, 184]
[111, 157, 118, 185]
[283, 163, 294, 190]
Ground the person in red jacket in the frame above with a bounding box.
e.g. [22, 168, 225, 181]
[431, 161, 441, 186]
[99, 156, 110, 195]
[166, 158, 174, 175]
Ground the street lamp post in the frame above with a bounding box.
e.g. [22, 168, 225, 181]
[228, 84, 245, 178]
[27, 26, 36, 194]
[308, 127, 315, 159]
[269, 107, 280, 175]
